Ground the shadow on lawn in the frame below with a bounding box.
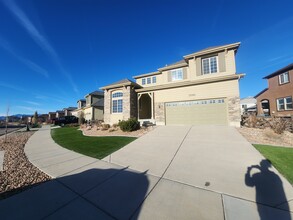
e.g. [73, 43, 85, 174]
[0, 168, 150, 219]
[245, 159, 291, 220]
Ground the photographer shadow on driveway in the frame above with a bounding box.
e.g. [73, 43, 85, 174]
[245, 159, 291, 220]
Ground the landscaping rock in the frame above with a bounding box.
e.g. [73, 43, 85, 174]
[0, 132, 51, 199]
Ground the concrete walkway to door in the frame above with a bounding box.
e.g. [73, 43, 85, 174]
[104, 125, 293, 219]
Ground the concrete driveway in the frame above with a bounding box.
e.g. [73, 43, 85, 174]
[1, 125, 292, 219]
[104, 125, 293, 219]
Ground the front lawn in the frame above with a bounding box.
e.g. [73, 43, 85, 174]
[51, 127, 136, 159]
[253, 144, 293, 184]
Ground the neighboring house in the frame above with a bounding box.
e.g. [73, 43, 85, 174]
[83, 91, 104, 121]
[255, 63, 293, 116]
[71, 99, 86, 117]
[240, 97, 257, 115]
[48, 112, 56, 123]
[56, 110, 65, 119]
[38, 114, 49, 123]
[63, 107, 77, 116]
[101, 42, 244, 126]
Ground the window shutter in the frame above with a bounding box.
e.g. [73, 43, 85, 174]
[196, 58, 202, 76]
[168, 71, 172, 82]
[218, 52, 226, 72]
[183, 68, 187, 79]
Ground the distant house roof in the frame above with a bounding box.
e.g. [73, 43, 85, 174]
[64, 107, 77, 111]
[48, 112, 56, 114]
[92, 98, 104, 107]
[100, 79, 141, 90]
[56, 110, 64, 113]
[263, 63, 293, 79]
[89, 90, 104, 96]
[77, 99, 86, 103]
[240, 96, 257, 104]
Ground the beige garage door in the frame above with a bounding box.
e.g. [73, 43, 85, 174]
[165, 98, 228, 125]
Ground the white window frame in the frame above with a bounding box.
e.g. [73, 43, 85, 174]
[142, 78, 146, 85]
[277, 96, 292, 111]
[202, 56, 218, 74]
[279, 72, 289, 84]
[152, 76, 156, 84]
[171, 68, 183, 81]
[112, 91, 123, 113]
[147, 77, 151, 84]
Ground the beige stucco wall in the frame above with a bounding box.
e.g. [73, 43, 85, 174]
[153, 79, 240, 126]
[154, 80, 239, 102]
[135, 49, 237, 87]
[83, 107, 93, 121]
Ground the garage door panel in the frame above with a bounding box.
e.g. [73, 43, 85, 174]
[165, 99, 227, 125]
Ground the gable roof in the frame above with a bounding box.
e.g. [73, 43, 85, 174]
[100, 78, 141, 90]
[263, 63, 293, 79]
[89, 90, 104, 96]
[77, 99, 86, 103]
[184, 42, 241, 59]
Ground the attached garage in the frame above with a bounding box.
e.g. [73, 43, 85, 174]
[165, 98, 228, 125]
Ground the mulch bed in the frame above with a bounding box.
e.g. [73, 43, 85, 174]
[0, 132, 51, 200]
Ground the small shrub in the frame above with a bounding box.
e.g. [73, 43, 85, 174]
[269, 117, 289, 134]
[112, 123, 118, 128]
[118, 118, 140, 132]
[101, 124, 110, 131]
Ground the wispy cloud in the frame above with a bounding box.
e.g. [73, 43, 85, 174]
[23, 101, 40, 106]
[2, 0, 79, 94]
[0, 82, 25, 92]
[35, 95, 67, 104]
[0, 35, 49, 78]
[16, 105, 48, 113]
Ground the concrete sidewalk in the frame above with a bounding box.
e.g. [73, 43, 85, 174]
[0, 125, 292, 220]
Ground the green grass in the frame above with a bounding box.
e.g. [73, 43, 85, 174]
[253, 144, 293, 184]
[51, 127, 136, 159]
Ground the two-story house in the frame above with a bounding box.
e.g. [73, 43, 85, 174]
[255, 63, 293, 116]
[83, 91, 104, 121]
[63, 107, 77, 116]
[71, 99, 86, 118]
[101, 42, 244, 126]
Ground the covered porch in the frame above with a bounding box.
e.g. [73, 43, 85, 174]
[137, 92, 155, 125]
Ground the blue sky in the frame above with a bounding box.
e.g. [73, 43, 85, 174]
[0, 0, 293, 115]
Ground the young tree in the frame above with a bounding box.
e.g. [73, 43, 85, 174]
[32, 111, 38, 126]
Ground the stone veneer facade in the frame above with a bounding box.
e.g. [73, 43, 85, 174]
[103, 86, 137, 125]
[227, 96, 241, 127]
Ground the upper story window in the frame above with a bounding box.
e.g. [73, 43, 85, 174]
[279, 72, 289, 84]
[171, 68, 183, 81]
[147, 77, 151, 84]
[112, 91, 123, 113]
[277, 96, 292, 111]
[202, 56, 218, 74]
[141, 76, 157, 85]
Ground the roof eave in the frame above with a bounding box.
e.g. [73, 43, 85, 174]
[133, 71, 161, 79]
[184, 42, 241, 59]
[158, 62, 188, 72]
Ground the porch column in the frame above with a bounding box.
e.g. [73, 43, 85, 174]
[137, 94, 141, 120]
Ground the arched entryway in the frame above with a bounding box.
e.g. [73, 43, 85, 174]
[260, 99, 270, 116]
[138, 93, 154, 120]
